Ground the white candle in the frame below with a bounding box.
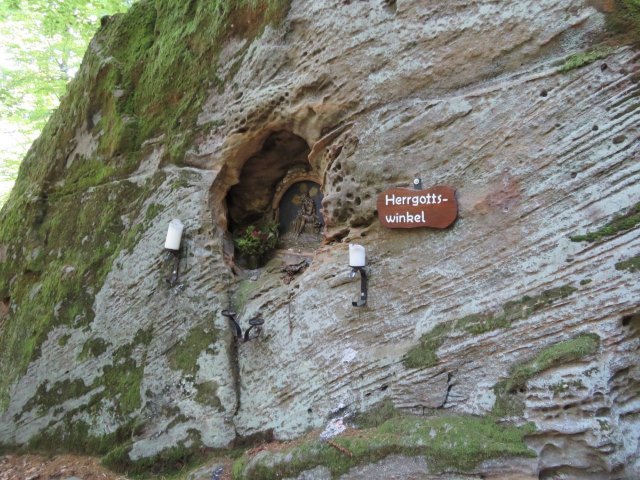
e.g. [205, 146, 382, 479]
[165, 219, 184, 251]
[349, 244, 366, 267]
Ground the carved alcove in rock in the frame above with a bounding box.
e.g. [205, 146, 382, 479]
[222, 130, 325, 268]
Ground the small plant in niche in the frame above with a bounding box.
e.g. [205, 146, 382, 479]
[234, 221, 279, 268]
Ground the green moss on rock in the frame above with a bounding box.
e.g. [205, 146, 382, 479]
[0, 0, 290, 415]
[0, 180, 149, 410]
[102, 428, 206, 475]
[169, 324, 218, 376]
[100, 359, 144, 416]
[195, 381, 224, 411]
[462, 285, 577, 336]
[404, 285, 577, 369]
[615, 254, 640, 272]
[403, 323, 450, 369]
[19, 379, 93, 418]
[570, 202, 640, 243]
[26, 417, 136, 457]
[559, 46, 612, 73]
[79, 337, 111, 360]
[493, 333, 600, 417]
[234, 415, 535, 479]
[352, 398, 404, 429]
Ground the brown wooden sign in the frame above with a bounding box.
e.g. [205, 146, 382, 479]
[377, 185, 457, 229]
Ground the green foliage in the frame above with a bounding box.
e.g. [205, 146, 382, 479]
[570, 202, 640, 242]
[403, 285, 577, 369]
[492, 333, 600, 417]
[615, 254, 640, 272]
[168, 324, 217, 376]
[235, 415, 536, 479]
[234, 222, 280, 257]
[0, 0, 133, 195]
[559, 46, 612, 73]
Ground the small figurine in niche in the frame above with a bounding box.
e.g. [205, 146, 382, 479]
[291, 191, 321, 237]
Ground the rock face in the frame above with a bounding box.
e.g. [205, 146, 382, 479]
[1, 0, 639, 478]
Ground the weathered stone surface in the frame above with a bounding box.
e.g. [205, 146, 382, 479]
[1, 0, 639, 478]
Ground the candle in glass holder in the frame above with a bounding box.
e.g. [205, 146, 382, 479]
[165, 219, 184, 251]
[349, 244, 366, 267]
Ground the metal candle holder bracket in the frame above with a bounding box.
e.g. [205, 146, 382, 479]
[350, 266, 368, 307]
[349, 244, 368, 308]
[221, 309, 264, 343]
[166, 249, 181, 286]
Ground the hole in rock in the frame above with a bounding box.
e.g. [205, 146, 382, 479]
[540, 89, 548, 97]
[225, 131, 325, 269]
[621, 312, 640, 330]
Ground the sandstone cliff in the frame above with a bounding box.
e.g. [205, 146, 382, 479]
[1, 0, 639, 478]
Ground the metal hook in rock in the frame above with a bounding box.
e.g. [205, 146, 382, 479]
[243, 316, 265, 342]
[350, 266, 367, 307]
[221, 309, 242, 339]
[221, 309, 264, 343]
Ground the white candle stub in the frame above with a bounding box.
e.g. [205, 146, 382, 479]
[349, 244, 366, 267]
[165, 219, 184, 251]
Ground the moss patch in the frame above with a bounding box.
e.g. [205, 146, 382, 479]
[0, 179, 152, 410]
[19, 379, 93, 418]
[26, 417, 137, 457]
[570, 202, 640, 243]
[234, 415, 535, 479]
[615, 254, 640, 272]
[169, 324, 218, 376]
[100, 359, 144, 416]
[492, 333, 600, 417]
[195, 381, 224, 411]
[17, 325, 153, 432]
[78, 337, 111, 360]
[352, 398, 403, 429]
[403, 285, 577, 369]
[403, 323, 449, 369]
[559, 46, 612, 73]
[101, 428, 207, 475]
[96, 0, 292, 165]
